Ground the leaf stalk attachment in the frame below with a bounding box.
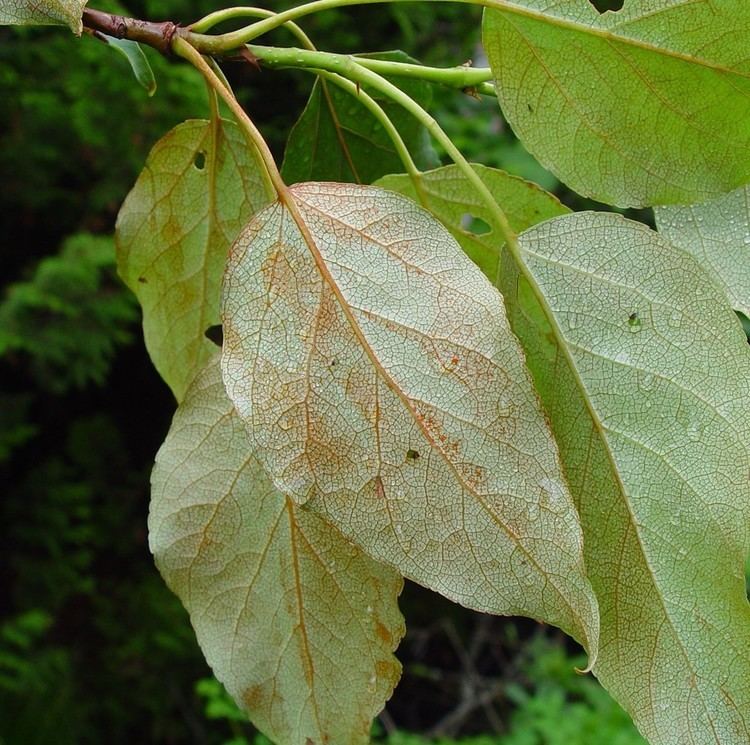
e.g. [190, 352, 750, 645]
[242, 43, 519, 253]
[172, 36, 288, 199]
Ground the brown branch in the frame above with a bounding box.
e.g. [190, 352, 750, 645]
[81, 7, 178, 55]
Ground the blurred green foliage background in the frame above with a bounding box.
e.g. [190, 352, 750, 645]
[1, 0, 646, 742]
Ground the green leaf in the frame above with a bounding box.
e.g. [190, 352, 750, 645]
[656, 185, 750, 319]
[500, 212, 750, 744]
[281, 52, 439, 185]
[116, 118, 274, 401]
[482, 1, 750, 207]
[101, 35, 156, 97]
[221, 182, 599, 654]
[150, 357, 404, 745]
[375, 164, 568, 281]
[0, 0, 86, 32]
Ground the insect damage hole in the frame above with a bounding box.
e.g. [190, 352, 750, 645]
[193, 150, 207, 170]
[587, 0, 624, 12]
[204, 324, 223, 347]
[460, 213, 491, 236]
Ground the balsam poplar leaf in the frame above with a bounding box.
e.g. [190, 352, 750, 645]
[502, 212, 750, 745]
[150, 357, 404, 745]
[483, 0, 750, 207]
[116, 118, 274, 401]
[221, 182, 599, 655]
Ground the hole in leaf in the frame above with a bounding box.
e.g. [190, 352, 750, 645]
[460, 213, 492, 236]
[205, 324, 223, 347]
[588, 0, 624, 12]
[406, 449, 420, 461]
[194, 151, 207, 170]
[736, 311, 750, 345]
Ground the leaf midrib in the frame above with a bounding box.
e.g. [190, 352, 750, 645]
[510, 239, 730, 740]
[284, 187, 590, 646]
[285, 497, 326, 740]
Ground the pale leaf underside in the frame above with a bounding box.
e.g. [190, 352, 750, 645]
[116, 118, 273, 401]
[502, 212, 750, 745]
[656, 184, 750, 320]
[483, 0, 750, 207]
[376, 163, 568, 283]
[150, 358, 404, 745]
[221, 182, 599, 654]
[0, 0, 86, 31]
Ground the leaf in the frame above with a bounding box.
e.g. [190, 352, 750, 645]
[150, 357, 404, 745]
[281, 52, 439, 185]
[221, 182, 599, 653]
[482, 1, 750, 208]
[375, 164, 568, 281]
[655, 185, 750, 320]
[500, 212, 750, 744]
[102, 36, 156, 97]
[0, 0, 86, 32]
[116, 118, 274, 401]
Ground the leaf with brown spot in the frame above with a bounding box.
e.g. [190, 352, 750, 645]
[150, 357, 404, 745]
[221, 182, 599, 655]
[116, 118, 274, 401]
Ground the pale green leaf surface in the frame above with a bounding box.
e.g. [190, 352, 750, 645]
[281, 51, 439, 185]
[150, 357, 404, 745]
[103, 35, 156, 96]
[375, 164, 568, 281]
[116, 119, 273, 401]
[482, 0, 750, 207]
[221, 182, 599, 653]
[0, 0, 86, 31]
[656, 185, 750, 319]
[501, 212, 750, 744]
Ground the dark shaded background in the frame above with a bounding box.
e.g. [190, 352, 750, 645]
[0, 1, 646, 743]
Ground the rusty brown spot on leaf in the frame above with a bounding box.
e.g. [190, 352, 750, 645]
[242, 683, 266, 710]
[375, 660, 393, 678]
[161, 214, 180, 243]
[261, 246, 297, 301]
[375, 621, 392, 644]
